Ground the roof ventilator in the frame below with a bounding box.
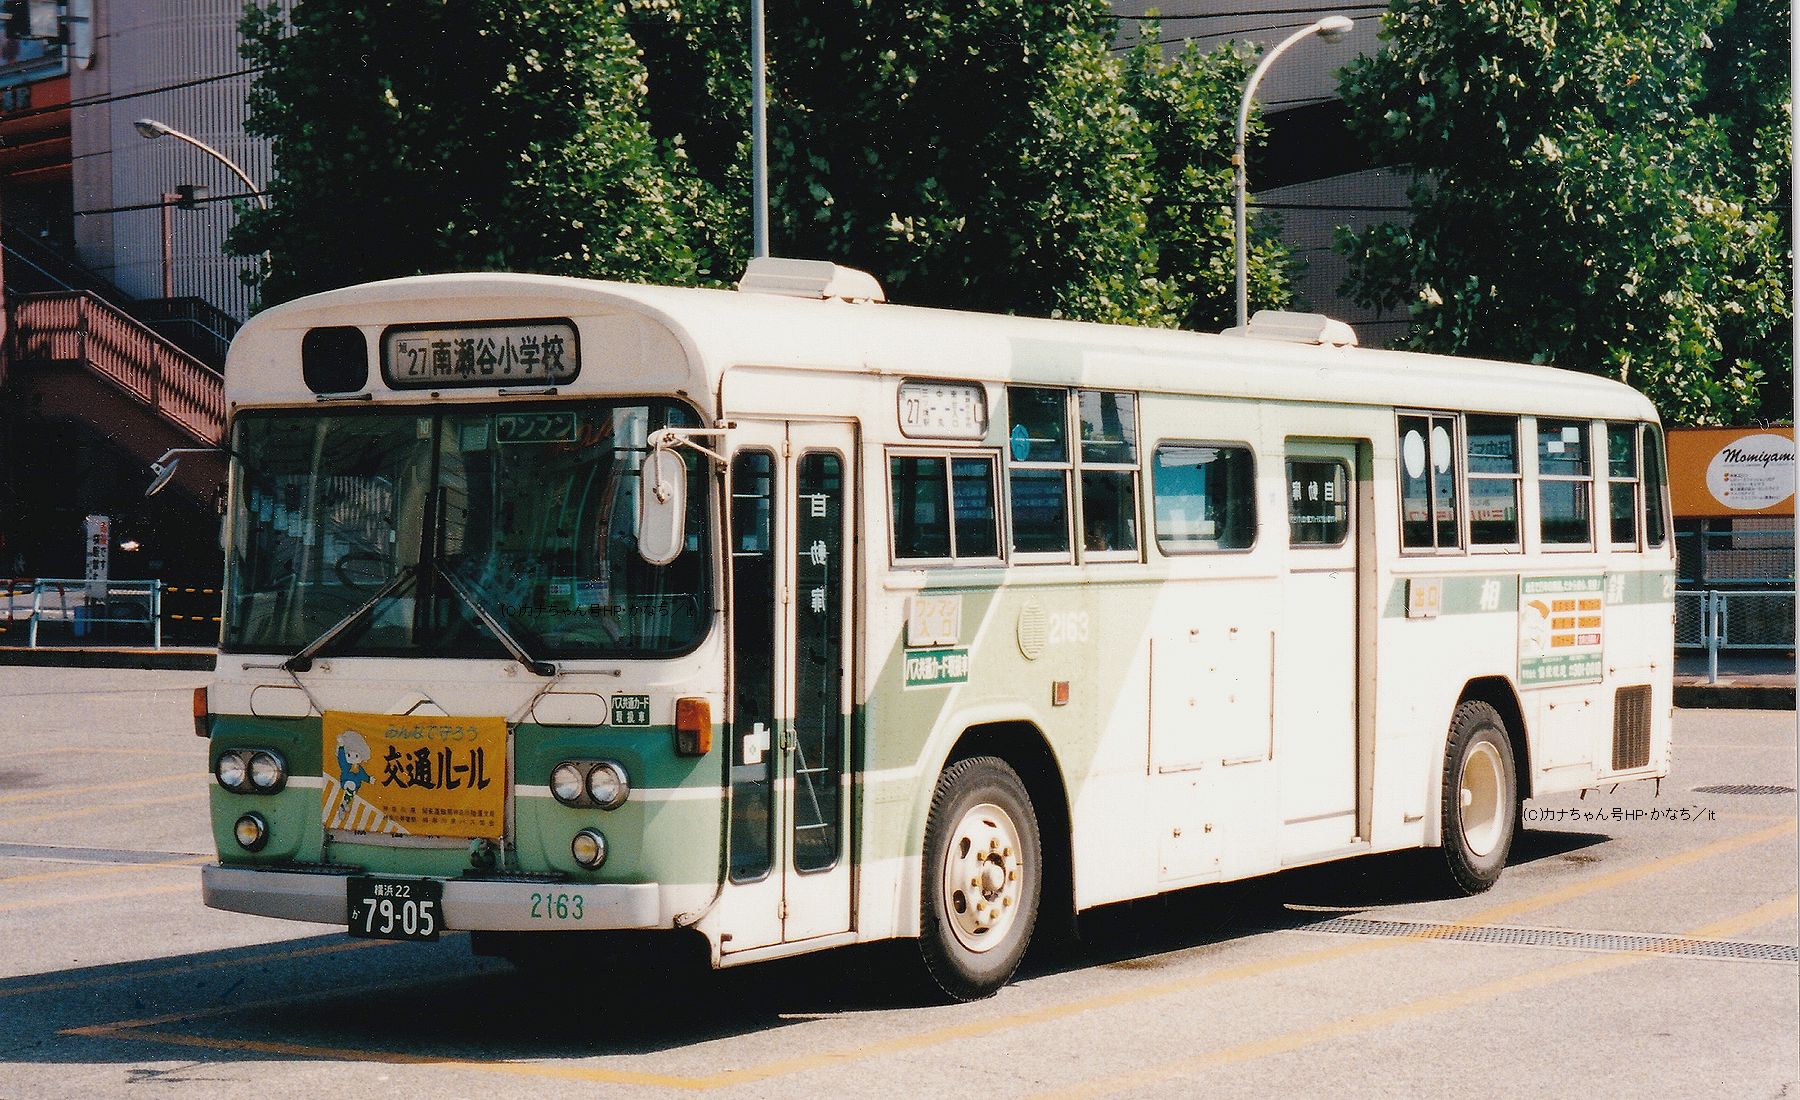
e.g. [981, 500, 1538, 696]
[737, 257, 886, 303]
[1223, 309, 1359, 347]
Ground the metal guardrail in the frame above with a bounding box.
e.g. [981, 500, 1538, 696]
[10, 291, 225, 445]
[1675, 588, 1796, 683]
[2, 578, 163, 648]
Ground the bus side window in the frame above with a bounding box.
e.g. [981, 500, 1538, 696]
[1152, 442, 1256, 552]
[1466, 415, 1521, 549]
[1538, 418, 1594, 547]
[1606, 422, 1641, 549]
[890, 453, 1002, 563]
[1077, 390, 1139, 558]
[1006, 387, 1072, 559]
[1643, 423, 1669, 548]
[1398, 412, 1461, 552]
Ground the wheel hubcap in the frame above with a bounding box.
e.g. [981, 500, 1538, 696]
[941, 801, 1025, 953]
[1459, 741, 1506, 857]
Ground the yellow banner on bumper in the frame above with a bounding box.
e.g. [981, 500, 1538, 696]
[322, 712, 506, 839]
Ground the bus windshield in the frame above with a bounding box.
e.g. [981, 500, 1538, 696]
[224, 400, 710, 660]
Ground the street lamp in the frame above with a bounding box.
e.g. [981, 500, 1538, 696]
[133, 118, 269, 210]
[1233, 15, 1353, 331]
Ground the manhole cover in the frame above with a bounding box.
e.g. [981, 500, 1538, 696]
[1693, 784, 1795, 796]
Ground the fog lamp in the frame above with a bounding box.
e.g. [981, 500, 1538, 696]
[234, 812, 269, 852]
[586, 761, 630, 810]
[571, 828, 607, 868]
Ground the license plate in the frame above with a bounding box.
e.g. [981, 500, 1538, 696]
[346, 876, 442, 941]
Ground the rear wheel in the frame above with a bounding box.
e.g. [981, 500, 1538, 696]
[1437, 700, 1519, 894]
[918, 756, 1041, 1001]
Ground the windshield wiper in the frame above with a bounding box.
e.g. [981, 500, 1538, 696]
[437, 566, 557, 677]
[285, 564, 418, 673]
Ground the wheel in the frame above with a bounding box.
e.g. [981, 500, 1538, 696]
[1437, 700, 1519, 894]
[917, 756, 1042, 1001]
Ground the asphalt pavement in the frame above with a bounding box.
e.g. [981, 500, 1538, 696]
[0, 667, 1794, 1099]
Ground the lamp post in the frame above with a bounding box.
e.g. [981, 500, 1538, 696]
[750, 0, 768, 258]
[133, 118, 268, 210]
[1233, 16, 1353, 331]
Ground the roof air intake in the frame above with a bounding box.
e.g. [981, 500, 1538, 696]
[737, 257, 886, 303]
[1223, 310, 1358, 347]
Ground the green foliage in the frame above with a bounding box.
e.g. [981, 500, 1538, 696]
[236, 0, 1297, 329]
[1336, 0, 1791, 425]
[231, 0, 710, 307]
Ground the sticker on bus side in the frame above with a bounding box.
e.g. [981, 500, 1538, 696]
[905, 647, 970, 689]
[1519, 575, 1605, 687]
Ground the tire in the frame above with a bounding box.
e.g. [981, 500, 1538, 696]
[917, 756, 1042, 1002]
[1437, 700, 1519, 895]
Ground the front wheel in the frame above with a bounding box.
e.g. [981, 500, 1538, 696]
[917, 756, 1042, 1002]
[1437, 700, 1519, 894]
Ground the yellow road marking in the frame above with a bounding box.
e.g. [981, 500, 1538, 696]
[0, 882, 190, 914]
[1, 792, 196, 826]
[2, 938, 399, 1000]
[0, 773, 194, 806]
[0, 857, 209, 885]
[1032, 892, 1800, 1100]
[59, 820, 1796, 1089]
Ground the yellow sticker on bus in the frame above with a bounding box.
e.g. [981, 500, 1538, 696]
[321, 712, 505, 839]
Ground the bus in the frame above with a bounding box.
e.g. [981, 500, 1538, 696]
[194, 257, 1673, 1001]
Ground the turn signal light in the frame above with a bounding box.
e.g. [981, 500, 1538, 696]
[674, 697, 711, 756]
[193, 686, 210, 738]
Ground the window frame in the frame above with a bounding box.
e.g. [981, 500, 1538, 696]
[1396, 410, 1465, 556]
[1604, 421, 1643, 552]
[886, 447, 1007, 568]
[1073, 389, 1143, 564]
[1150, 438, 1260, 556]
[1535, 416, 1597, 552]
[1642, 422, 1671, 550]
[1004, 386, 1076, 564]
[1464, 413, 1524, 554]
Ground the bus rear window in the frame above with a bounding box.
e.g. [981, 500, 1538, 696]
[1152, 443, 1256, 552]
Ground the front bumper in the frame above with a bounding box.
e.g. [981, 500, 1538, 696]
[201, 863, 663, 931]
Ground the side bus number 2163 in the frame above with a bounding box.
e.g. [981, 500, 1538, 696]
[530, 892, 585, 920]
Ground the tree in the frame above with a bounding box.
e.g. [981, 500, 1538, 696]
[231, 0, 712, 307]
[237, 1, 1296, 331]
[1335, 0, 1790, 425]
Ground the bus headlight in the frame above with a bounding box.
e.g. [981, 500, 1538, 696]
[550, 762, 586, 806]
[234, 812, 269, 852]
[571, 828, 607, 868]
[586, 761, 630, 810]
[248, 750, 287, 793]
[216, 750, 250, 792]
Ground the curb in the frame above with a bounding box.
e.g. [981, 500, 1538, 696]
[0, 647, 217, 671]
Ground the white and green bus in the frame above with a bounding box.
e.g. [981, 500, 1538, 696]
[196, 258, 1673, 1000]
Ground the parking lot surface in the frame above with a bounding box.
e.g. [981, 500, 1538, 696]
[1, 667, 1795, 1098]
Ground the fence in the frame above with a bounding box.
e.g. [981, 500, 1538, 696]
[2, 579, 164, 648]
[1675, 588, 1796, 683]
[1675, 528, 1794, 587]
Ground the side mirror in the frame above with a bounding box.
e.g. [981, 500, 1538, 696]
[637, 448, 687, 566]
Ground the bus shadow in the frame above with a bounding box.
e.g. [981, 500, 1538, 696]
[11, 830, 1618, 1068]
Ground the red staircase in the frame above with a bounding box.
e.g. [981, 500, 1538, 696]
[8, 290, 224, 445]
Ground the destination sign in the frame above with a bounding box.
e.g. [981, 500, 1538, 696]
[899, 381, 988, 440]
[381, 319, 580, 389]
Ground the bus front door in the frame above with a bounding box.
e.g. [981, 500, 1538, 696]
[1276, 440, 1367, 860]
[721, 419, 857, 953]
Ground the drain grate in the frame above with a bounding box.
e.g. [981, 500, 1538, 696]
[1693, 784, 1795, 796]
[1303, 916, 1798, 964]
